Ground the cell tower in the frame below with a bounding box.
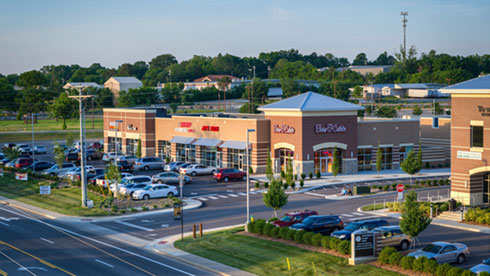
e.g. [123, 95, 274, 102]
[401, 12, 408, 62]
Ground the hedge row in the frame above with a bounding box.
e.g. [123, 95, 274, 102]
[378, 247, 483, 276]
[372, 178, 450, 192]
[464, 207, 490, 225]
[386, 200, 461, 216]
[247, 219, 351, 255]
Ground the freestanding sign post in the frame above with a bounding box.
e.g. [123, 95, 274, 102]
[349, 230, 378, 265]
[397, 184, 404, 201]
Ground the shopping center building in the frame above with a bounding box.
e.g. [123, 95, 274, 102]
[103, 92, 447, 176]
[443, 74, 490, 205]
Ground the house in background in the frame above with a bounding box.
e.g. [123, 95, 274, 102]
[104, 77, 143, 104]
[63, 82, 103, 90]
[319, 65, 394, 76]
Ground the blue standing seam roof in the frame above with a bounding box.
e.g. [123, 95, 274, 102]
[258, 91, 364, 111]
[443, 74, 490, 90]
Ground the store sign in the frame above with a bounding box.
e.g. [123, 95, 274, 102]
[180, 122, 192, 128]
[273, 124, 295, 134]
[315, 123, 346, 134]
[202, 126, 219, 132]
[127, 124, 137, 131]
[15, 173, 28, 181]
[175, 122, 195, 133]
[457, 151, 482, 160]
[478, 106, 490, 116]
[109, 121, 119, 130]
[353, 231, 375, 257]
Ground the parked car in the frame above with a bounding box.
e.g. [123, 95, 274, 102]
[2, 143, 16, 151]
[180, 164, 217, 176]
[116, 160, 133, 172]
[4, 158, 19, 168]
[408, 242, 470, 264]
[132, 184, 178, 200]
[33, 146, 47, 154]
[61, 166, 95, 180]
[16, 144, 32, 154]
[331, 219, 389, 240]
[71, 168, 106, 181]
[289, 215, 344, 235]
[84, 149, 104, 161]
[119, 183, 150, 197]
[89, 174, 105, 185]
[96, 172, 133, 187]
[0, 156, 10, 165]
[152, 172, 191, 184]
[65, 152, 79, 163]
[272, 210, 319, 228]
[164, 161, 185, 172]
[117, 155, 138, 165]
[89, 142, 103, 150]
[470, 258, 490, 274]
[24, 161, 54, 172]
[102, 152, 123, 163]
[371, 226, 411, 251]
[42, 163, 77, 176]
[110, 176, 152, 194]
[213, 168, 247, 182]
[134, 157, 164, 171]
[15, 158, 34, 168]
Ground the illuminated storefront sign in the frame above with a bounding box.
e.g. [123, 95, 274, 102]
[273, 124, 295, 134]
[202, 126, 220, 132]
[127, 124, 137, 131]
[315, 123, 346, 133]
[176, 122, 195, 132]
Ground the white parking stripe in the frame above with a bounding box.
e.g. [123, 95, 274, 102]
[95, 259, 114, 268]
[238, 193, 247, 196]
[228, 194, 239, 197]
[208, 196, 219, 200]
[0, 221, 9, 227]
[40, 237, 54, 244]
[115, 220, 154, 232]
[218, 195, 228, 199]
[249, 192, 258, 194]
[352, 212, 365, 216]
[347, 215, 381, 221]
[341, 214, 354, 217]
[197, 197, 208, 201]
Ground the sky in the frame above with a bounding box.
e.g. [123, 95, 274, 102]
[0, 0, 489, 75]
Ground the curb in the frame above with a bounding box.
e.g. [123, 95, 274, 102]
[0, 200, 57, 219]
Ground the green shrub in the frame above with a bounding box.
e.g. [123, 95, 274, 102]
[423, 258, 438, 274]
[279, 227, 289, 239]
[294, 230, 306, 243]
[262, 223, 274, 236]
[425, 162, 430, 169]
[309, 172, 313, 179]
[447, 267, 463, 276]
[391, 183, 397, 190]
[280, 170, 285, 179]
[413, 256, 427, 272]
[436, 263, 453, 276]
[432, 179, 438, 186]
[321, 236, 331, 249]
[294, 174, 298, 181]
[378, 247, 397, 264]
[300, 179, 304, 188]
[283, 182, 289, 190]
[302, 232, 315, 245]
[264, 182, 269, 188]
[255, 182, 260, 189]
[270, 226, 280, 238]
[247, 221, 254, 233]
[383, 185, 390, 191]
[130, 208, 138, 212]
[337, 240, 351, 255]
[387, 251, 402, 266]
[446, 178, 450, 185]
[415, 180, 419, 185]
[438, 179, 444, 186]
[400, 256, 415, 270]
[316, 171, 321, 179]
[461, 270, 476, 276]
[254, 219, 266, 234]
[478, 272, 490, 276]
[301, 173, 306, 180]
[329, 238, 340, 251]
[372, 185, 378, 190]
[142, 206, 149, 211]
[311, 233, 323, 247]
[286, 229, 296, 240]
[268, 217, 278, 222]
[291, 182, 296, 189]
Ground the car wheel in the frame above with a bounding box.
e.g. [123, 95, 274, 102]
[158, 180, 163, 184]
[457, 254, 465, 264]
[400, 240, 409, 251]
[143, 194, 150, 200]
[191, 172, 197, 176]
[224, 177, 229, 183]
[211, 170, 216, 175]
[129, 192, 134, 197]
[50, 173, 55, 176]
[167, 192, 174, 197]
[87, 156, 92, 161]
[144, 166, 150, 171]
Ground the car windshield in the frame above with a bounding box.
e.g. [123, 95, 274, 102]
[143, 186, 152, 191]
[483, 259, 490, 265]
[280, 215, 292, 222]
[344, 223, 361, 231]
[301, 217, 316, 225]
[422, 244, 442, 254]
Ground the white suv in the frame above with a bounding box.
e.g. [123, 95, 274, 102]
[102, 152, 123, 163]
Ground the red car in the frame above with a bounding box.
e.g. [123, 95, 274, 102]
[271, 210, 319, 227]
[15, 158, 34, 168]
[213, 168, 246, 182]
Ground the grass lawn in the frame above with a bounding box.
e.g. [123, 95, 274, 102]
[174, 228, 401, 276]
[0, 118, 103, 132]
[0, 131, 102, 143]
[361, 203, 386, 211]
[0, 173, 109, 216]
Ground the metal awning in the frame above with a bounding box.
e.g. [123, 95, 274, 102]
[193, 138, 222, 147]
[169, 136, 195, 144]
[219, 140, 247, 150]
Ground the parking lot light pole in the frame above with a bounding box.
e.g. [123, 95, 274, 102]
[31, 113, 36, 172]
[246, 128, 255, 228]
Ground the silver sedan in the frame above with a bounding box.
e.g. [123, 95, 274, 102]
[408, 242, 470, 264]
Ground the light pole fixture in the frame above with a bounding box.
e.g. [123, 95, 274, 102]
[246, 128, 256, 227]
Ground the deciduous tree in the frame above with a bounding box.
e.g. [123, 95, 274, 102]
[376, 146, 383, 174]
[266, 148, 273, 181]
[49, 93, 78, 129]
[401, 150, 420, 186]
[263, 177, 288, 218]
[400, 191, 431, 249]
[332, 146, 339, 177]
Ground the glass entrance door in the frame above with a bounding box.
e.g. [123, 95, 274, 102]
[320, 157, 333, 173]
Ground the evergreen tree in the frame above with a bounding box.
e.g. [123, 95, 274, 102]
[136, 139, 142, 158]
[332, 146, 339, 177]
[262, 178, 289, 217]
[400, 191, 431, 250]
[376, 146, 383, 174]
[401, 150, 420, 186]
[266, 148, 273, 181]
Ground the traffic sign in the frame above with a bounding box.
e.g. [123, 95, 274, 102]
[396, 184, 404, 193]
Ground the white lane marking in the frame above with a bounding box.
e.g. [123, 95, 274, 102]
[40, 237, 54, 244]
[115, 220, 154, 232]
[190, 192, 198, 196]
[305, 192, 326, 197]
[0, 221, 9, 227]
[208, 196, 219, 200]
[19, 266, 48, 272]
[341, 214, 354, 217]
[217, 195, 228, 199]
[332, 185, 338, 188]
[347, 215, 381, 221]
[0, 207, 197, 276]
[226, 190, 233, 193]
[228, 194, 239, 197]
[0, 250, 37, 276]
[0, 216, 19, 222]
[258, 190, 266, 193]
[352, 212, 365, 216]
[238, 192, 246, 196]
[141, 220, 154, 223]
[197, 197, 208, 201]
[249, 192, 258, 194]
[95, 259, 114, 268]
[161, 224, 169, 228]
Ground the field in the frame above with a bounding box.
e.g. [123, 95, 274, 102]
[0, 118, 103, 132]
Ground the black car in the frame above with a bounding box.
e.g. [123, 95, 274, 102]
[24, 161, 55, 172]
[290, 215, 344, 235]
[116, 160, 133, 173]
[330, 219, 389, 240]
[65, 152, 79, 163]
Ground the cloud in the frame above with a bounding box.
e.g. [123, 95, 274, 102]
[270, 6, 297, 21]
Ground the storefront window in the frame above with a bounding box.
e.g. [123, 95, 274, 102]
[471, 126, 483, 148]
[314, 148, 342, 175]
[126, 139, 138, 155]
[379, 147, 393, 170]
[176, 144, 195, 163]
[228, 148, 246, 170]
[201, 146, 221, 167]
[157, 140, 171, 160]
[399, 146, 413, 163]
[278, 148, 294, 173]
[357, 148, 372, 171]
[107, 137, 121, 153]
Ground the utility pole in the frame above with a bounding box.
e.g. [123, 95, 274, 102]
[31, 113, 35, 172]
[69, 88, 93, 207]
[245, 128, 255, 230]
[401, 12, 408, 63]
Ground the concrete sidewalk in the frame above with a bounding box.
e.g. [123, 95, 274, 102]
[364, 208, 490, 234]
[152, 224, 256, 276]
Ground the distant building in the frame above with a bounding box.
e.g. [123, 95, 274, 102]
[362, 83, 447, 99]
[319, 65, 394, 76]
[63, 82, 103, 90]
[104, 77, 143, 104]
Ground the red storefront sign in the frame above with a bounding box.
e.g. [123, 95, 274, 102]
[202, 126, 219, 132]
[273, 124, 295, 134]
[180, 122, 192, 128]
[314, 123, 346, 134]
[175, 122, 195, 132]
